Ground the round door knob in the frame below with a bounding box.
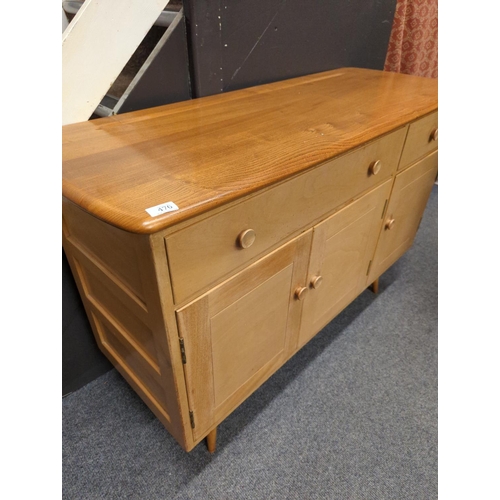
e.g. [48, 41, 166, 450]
[237, 229, 256, 249]
[369, 160, 382, 176]
[310, 275, 323, 289]
[385, 218, 395, 230]
[430, 128, 438, 142]
[294, 286, 308, 301]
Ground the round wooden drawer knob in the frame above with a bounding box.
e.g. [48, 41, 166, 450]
[294, 286, 308, 301]
[237, 229, 256, 249]
[310, 275, 323, 289]
[430, 128, 438, 141]
[385, 218, 395, 230]
[369, 160, 382, 176]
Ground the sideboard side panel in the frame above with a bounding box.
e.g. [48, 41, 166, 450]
[62, 200, 190, 450]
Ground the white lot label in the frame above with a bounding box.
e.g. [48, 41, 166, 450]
[145, 201, 179, 217]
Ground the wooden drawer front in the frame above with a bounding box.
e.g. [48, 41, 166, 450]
[166, 127, 407, 304]
[399, 111, 438, 170]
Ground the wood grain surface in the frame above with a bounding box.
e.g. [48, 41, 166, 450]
[298, 180, 392, 348]
[62, 67, 437, 234]
[165, 126, 406, 305]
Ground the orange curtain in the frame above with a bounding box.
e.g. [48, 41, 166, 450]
[384, 0, 438, 78]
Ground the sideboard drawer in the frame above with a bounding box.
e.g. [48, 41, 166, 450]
[399, 111, 438, 170]
[166, 127, 407, 304]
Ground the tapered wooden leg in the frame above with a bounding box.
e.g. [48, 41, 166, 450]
[370, 278, 379, 294]
[206, 427, 217, 453]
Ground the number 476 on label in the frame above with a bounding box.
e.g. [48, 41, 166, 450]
[145, 201, 179, 217]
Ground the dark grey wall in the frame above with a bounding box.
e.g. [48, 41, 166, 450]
[63, 0, 397, 395]
[184, 0, 397, 97]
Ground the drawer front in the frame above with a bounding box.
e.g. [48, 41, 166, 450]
[399, 111, 438, 170]
[166, 126, 408, 304]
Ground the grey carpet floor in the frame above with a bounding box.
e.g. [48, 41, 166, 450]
[62, 186, 438, 500]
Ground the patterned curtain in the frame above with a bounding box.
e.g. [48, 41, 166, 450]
[384, 0, 438, 78]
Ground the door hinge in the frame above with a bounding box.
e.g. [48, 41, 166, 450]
[179, 338, 187, 364]
[381, 199, 388, 219]
[189, 410, 195, 429]
[366, 260, 372, 276]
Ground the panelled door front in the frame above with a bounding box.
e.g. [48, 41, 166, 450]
[298, 180, 393, 348]
[367, 151, 438, 284]
[176, 231, 312, 442]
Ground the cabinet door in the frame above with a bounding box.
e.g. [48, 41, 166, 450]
[368, 151, 438, 284]
[176, 231, 312, 442]
[298, 180, 392, 348]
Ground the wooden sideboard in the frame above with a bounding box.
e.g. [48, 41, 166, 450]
[62, 68, 438, 453]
